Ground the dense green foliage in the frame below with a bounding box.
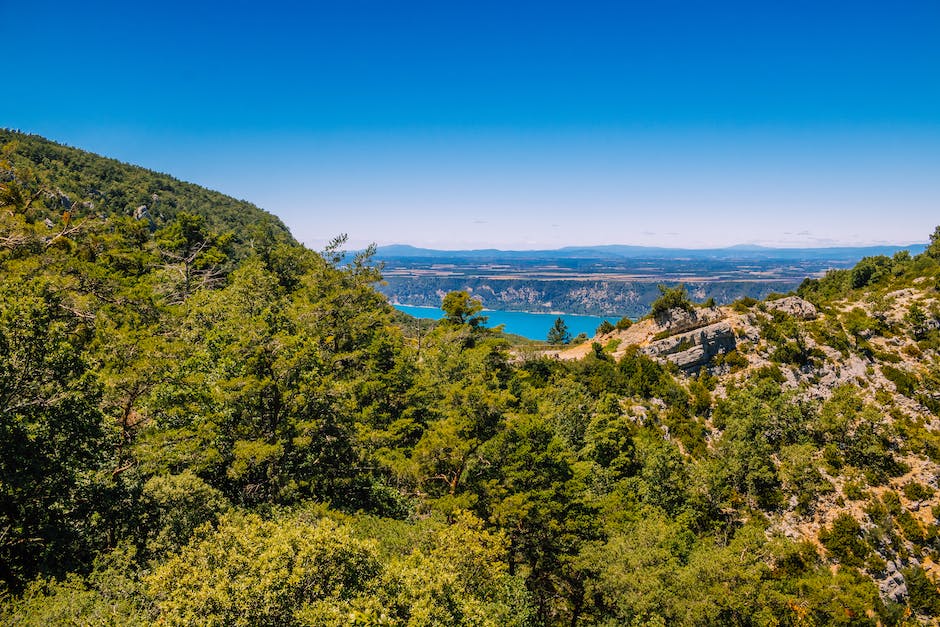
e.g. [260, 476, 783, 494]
[0, 129, 291, 244]
[2, 132, 940, 625]
[650, 283, 694, 317]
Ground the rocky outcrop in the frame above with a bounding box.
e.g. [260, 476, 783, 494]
[643, 320, 736, 372]
[765, 296, 817, 320]
[653, 306, 724, 334]
[876, 560, 908, 603]
[810, 354, 870, 400]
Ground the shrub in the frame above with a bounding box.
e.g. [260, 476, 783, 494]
[732, 296, 758, 312]
[615, 315, 633, 330]
[904, 303, 930, 340]
[770, 336, 823, 367]
[147, 512, 380, 626]
[902, 481, 935, 502]
[850, 255, 893, 289]
[882, 491, 902, 516]
[904, 565, 940, 615]
[819, 513, 870, 567]
[882, 365, 917, 396]
[779, 444, 833, 515]
[843, 481, 866, 501]
[650, 284, 693, 317]
[713, 349, 748, 373]
[896, 510, 927, 546]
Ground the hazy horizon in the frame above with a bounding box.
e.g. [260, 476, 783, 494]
[370, 240, 929, 253]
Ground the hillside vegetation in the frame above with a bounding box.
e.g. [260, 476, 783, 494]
[2, 131, 940, 625]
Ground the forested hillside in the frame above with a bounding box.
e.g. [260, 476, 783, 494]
[2, 131, 940, 625]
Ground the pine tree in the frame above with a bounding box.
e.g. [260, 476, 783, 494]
[547, 317, 571, 345]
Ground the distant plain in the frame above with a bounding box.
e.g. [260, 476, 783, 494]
[375, 243, 926, 317]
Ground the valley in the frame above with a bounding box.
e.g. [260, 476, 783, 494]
[4, 130, 940, 625]
[375, 244, 925, 317]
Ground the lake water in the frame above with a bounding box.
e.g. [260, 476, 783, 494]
[393, 304, 613, 342]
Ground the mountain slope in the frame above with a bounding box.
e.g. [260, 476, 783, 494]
[0, 129, 293, 251]
[551, 248, 940, 608]
[3, 133, 940, 624]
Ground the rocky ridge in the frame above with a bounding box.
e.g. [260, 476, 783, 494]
[554, 289, 940, 605]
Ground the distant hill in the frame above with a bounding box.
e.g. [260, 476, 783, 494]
[374, 242, 927, 261]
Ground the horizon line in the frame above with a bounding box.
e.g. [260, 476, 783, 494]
[356, 240, 929, 253]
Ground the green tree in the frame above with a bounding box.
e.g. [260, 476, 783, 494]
[903, 565, 940, 615]
[905, 302, 930, 340]
[154, 212, 232, 304]
[579, 508, 693, 625]
[925, 225, 940, 259]
[358, 511, 532, 627]
[850, 255, 892, 289]
[404, 337, 514, 508]
[711, 381, 812, 509]
[842, 307, 878, 349]
[632, 430, 690, 515]
[1, 545, 149, 626]
[470, 414, 598, 624]
[547, 317, 572, 344]
[778, 444, 832, 515]
[0, 277, 110, 589]
[136, 256, 396, 510]
[145, 509, 530, 627]
[138, 471, 230, 558]
[147, 512, 379, 626]
[650, 284, 694, 317]
[441, 290, 488, 328]
[819, 513, 870, 568]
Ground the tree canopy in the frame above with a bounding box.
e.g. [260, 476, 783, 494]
[3, 131, 940, 626]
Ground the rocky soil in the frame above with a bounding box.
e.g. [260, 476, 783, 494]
[552, 291, 940, 603]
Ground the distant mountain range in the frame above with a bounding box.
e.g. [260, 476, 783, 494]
[374, 242, 927, 261]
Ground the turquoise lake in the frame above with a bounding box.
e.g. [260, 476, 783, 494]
[393, 304, 613, 342]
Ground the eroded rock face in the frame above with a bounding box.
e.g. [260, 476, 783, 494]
[643, 321, 736, 372]
[765, 296, 818, 320]
[654, 306, 724, 334]
[811, 354, 870, 400]
[877, 561, 908, 604]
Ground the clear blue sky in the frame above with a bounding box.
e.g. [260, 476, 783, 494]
[3, 1, 939, 249]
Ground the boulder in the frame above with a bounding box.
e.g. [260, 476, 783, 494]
[765, 296, 817, 320]
[654, 306, 724, 334]
[877, 562, 908, 603]
[643, 321, 736, 372]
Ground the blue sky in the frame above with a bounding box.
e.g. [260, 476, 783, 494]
[3, 1, 939, 249]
